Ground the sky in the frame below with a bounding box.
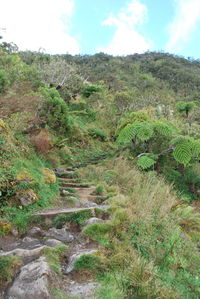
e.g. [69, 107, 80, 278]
[1, 0, 200, 58]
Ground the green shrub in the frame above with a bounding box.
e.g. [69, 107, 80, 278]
[94, 185, 104, 195]
[82, 84, 103, 98]
[39, 88, 71, 134]
[0, 69, 10, 93]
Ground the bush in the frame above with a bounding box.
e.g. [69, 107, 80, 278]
[39, 88, 71, 134]
[0, 69, 10, 93]
[82, 84, 103, 98]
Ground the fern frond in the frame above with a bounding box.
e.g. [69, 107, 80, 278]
[116, 122, 140, 144]
[154, 122, 175, 137]
[190, 141, 200, 157]
[137, 155, 156, 169]
[136, 122, 154, 141]
[173, 141, 192, 165]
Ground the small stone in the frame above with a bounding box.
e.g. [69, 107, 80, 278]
[61, 190, 70, 196]
[27, 227, 43, 237]
[19, 189, 38, 207]
[10, 227, 19, 237]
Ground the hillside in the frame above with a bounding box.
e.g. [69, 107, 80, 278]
[0, 43, 200, 298]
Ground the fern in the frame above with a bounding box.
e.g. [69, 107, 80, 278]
[154, 122, 176, 137]
[136, 123, 154, 141]
[173, 141, 192, 165]
[117, 121, 154, 144]
[190, 141, 200, 157]
[116, 121, 141, 144]
[137, 155, 156, 170]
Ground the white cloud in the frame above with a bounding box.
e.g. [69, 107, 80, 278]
[0, 0, 80, 54]
[97, 0, 151, 56]
[166, 0, 200, 52]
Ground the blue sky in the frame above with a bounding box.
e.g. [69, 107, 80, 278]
[1, 0, 200, 58]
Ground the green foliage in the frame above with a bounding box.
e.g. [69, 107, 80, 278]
[0, 69, 10, 93]
[83, 222, 112, 244]
[81, 84, 103, 98]
[176, 101, 196, 116]
[137, 155, 156, 170]
[74, 254, 100, 271]
[52, 210, 93, 228]
[173, 141, 192, 166]
[0, 256, 21, 286]
[173, 139, 200, 166]
[39, 87, 71, 134]
[89, 128, 107, 141]
[94, 184, 104, 195]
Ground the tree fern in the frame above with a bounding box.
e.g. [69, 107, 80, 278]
[116, 121, 153, 144]
[137, 155, 156, 170]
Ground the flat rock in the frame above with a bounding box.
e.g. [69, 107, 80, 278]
[84, 217, 104, 226]
[7, 257, 53, 299]
[21, 237, 42, 249]
[44, 239, 64, 247]
[66, 282, 100, 298]
[83, 202, 98, 208]
[0, 246, 46, 259]
[64, 249, 98, 274]
[44, 228, 74, 243]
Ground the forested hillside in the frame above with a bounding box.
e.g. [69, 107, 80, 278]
[0, 42, 200, 298]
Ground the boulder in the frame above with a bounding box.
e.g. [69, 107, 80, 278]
[44, 228, 74, 243]
[42, 168, 56, 184]
[64, 249, 98, 274]
[7, 257, 53, 299]
[19, 189, 38, 207]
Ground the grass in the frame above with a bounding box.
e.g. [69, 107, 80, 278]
[42, 245, 67, 275]
[0, 255, 22, 289]
[52, 210, 93, 228]
[80, 157, 200, 298]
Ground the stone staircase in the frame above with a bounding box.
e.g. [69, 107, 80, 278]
[0, 167, 110, 299]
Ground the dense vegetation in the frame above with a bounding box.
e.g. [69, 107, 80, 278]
[0, 41, 200, 298]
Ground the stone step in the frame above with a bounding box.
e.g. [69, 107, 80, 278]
[58, 178, 84, 183]
[56, 172, 77, 178]
[32, 207, 95, 217]
[60, 183, 92, 188]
